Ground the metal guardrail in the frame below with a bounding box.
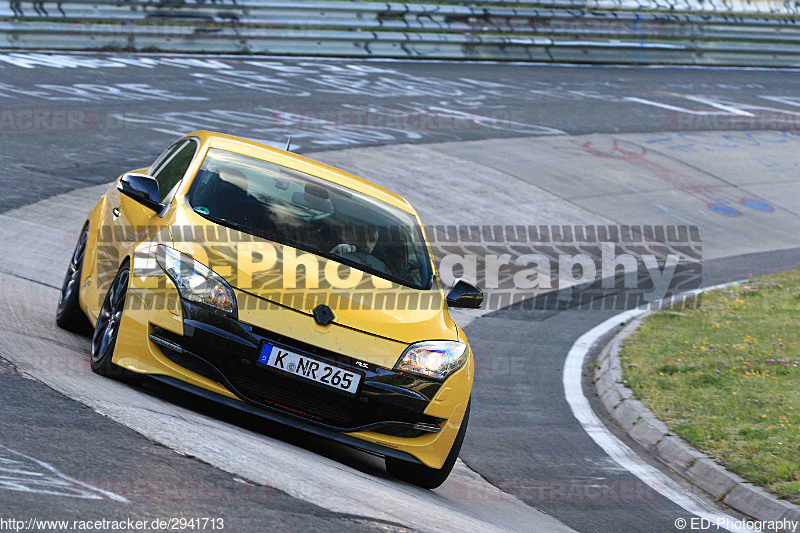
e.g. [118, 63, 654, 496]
[2, 21, 799, 66]
[4, 0, 799, 16]
[1, 1, 799, 65]
[4, 2, 800, 42]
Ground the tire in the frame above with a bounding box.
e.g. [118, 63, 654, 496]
[385, 400, 470, 489]
[56, 224, 91, 333]
[90, 264, 131, 378]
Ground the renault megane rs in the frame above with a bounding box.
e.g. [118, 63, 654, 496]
[56, 131, 482, 488]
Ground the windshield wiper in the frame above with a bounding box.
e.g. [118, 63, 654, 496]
[193, 209, 252, 235]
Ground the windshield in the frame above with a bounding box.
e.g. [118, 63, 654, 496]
[185, 148, 433, 290]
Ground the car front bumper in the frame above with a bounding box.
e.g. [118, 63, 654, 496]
[115, 287, 471, 468]
[150, 300, 447, 436]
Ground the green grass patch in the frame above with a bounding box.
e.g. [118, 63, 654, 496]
[619, 270, 800, 504]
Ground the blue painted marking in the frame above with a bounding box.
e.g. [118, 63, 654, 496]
[677, 132, 737, 149]
[722, 133, 761, 147]
[742, 199, 773, 212]
[645, 137, 673, 145]
[709, 204, 742, 217]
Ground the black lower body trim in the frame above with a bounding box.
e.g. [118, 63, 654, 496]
[148, 374, 426, 465]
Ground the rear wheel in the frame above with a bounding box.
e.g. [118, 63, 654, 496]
[56, 224, 91, 333]
[91, 264, 130, 378]
[385, 400, 470, 489]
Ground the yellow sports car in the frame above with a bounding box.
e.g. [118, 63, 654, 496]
[56, 131, 481, 488]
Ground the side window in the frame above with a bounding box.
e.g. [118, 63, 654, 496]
[153, 140, 198, 202]
[148, 141, 183, 176]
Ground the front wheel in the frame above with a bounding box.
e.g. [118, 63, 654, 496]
[385, 400, 470, 489]
[91, 264, 130, 378]
[56, 224, 90, 333]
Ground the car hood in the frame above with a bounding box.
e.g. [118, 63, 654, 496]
[171, 211, 459, 345]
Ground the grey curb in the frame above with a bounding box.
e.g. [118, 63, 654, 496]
[593, 313, 800, 523]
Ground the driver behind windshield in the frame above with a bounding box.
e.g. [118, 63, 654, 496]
[330, 227, 386, 272]
[330, 227, 378, 256]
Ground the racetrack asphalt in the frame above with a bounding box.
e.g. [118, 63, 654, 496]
[2, 52, 799, 213]
[0, 361, 411, 532]
[1, 52, 799, 532]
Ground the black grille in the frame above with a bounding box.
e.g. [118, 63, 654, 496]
[232, 369, 387, 427]
[153, 327, 441, 432]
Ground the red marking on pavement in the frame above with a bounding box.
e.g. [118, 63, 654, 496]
[556, 138, 774, 217]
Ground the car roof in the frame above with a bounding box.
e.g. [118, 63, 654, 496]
[186, 130, 417, 215]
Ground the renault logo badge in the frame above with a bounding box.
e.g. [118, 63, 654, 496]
[313, 304, 334, 326]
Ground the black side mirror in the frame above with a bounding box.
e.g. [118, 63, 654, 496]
[446, 279, 483, 309]
[117, 173, 161, 211]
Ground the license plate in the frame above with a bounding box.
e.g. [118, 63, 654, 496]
[258, 343, 361, 395]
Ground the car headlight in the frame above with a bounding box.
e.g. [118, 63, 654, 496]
[156, 245, 236, 317]
[394, 340, 468, 380]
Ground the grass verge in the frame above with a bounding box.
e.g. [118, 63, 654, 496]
[619, 270, 800, 504]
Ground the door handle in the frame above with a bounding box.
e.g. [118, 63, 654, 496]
[112, 207, 121, 219]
